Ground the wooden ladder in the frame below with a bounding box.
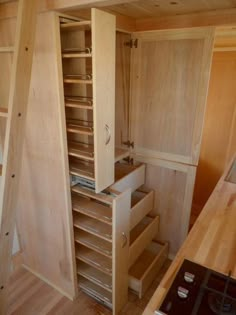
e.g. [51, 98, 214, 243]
[0, 0, 38, 313]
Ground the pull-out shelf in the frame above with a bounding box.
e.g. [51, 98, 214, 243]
[129, 215, 159, 268]
[72, 193, 112, 224]
[78, 276, 112, 309]
[74, 229, 112, 257]
[73, 212, 112, 242]
[76, 245, 112, 276]
[68, 142, 94, 161]
[129, 241, 168, 298]
[77, 261, 112, 292]
[111, 163, 145, 193]
[130, 189, 154, 230]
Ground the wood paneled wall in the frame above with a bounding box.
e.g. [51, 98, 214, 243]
[193, 51, 236, 211]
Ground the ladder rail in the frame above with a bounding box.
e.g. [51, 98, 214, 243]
[0, 1, 38, 314]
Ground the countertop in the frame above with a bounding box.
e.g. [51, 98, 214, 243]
[143, 156, 236, 315]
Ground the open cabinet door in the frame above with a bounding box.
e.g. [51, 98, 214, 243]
[130, 28, 215, 166]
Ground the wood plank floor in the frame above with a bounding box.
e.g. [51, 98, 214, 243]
[6, 260, 171, 315]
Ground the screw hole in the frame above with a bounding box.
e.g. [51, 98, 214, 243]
[25, 47, 28, 51]
[5, 232, 9, 236]
[0, 286, 4, 290]
[170, 1, 178, 4]
[11, 174, 15, 178]
[18, 113, 22, 117]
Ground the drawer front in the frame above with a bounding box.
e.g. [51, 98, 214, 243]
[111, 164, 145, 193]
[129, 215, 159, 268]
[130, 190, 154, 230]
[129, 241, 168, 298]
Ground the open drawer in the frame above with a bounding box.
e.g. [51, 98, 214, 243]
[130, 188, 154, 230]
[129, 241, 168, 298]
[129, 215, 159, 268]
[110, 162, 145, 193]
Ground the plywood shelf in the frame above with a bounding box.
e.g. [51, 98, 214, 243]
[64, 75, 93, 85]
[67, 121, 93, 136]
[68, 142, 94, 161]
[69, 160, 94, 181]
[72, 193, 112, 225]
[61, 21, 91, 31]
[115, 147, 130, 162]
[78, 276, 112, 308]
[73, 212, 112, 242]
[65, 97, 93, 110]
[74, 229, 112, 258]
[0, 107, 8, 117]
[76, 245, 112, 275]
[71, 185, 113, 205]
[77, 261, 112, 292]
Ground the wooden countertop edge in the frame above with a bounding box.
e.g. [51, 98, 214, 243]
[143, 154, 236, 315]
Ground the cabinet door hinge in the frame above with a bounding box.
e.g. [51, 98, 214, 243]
[124, 38, 138, 48]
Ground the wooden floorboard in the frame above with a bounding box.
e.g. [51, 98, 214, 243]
[6, 260, 171, 315]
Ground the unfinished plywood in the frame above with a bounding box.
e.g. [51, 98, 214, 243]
[135, 157, 196, 257]
[193, 51, 236, 211]
[130, 28, 214, 165]
[92, 8, 116, 192]
[16, 12, 77, 300]
[115, 31, 131, 148]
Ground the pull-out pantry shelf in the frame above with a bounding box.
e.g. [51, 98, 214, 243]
[74, 229, 112, 257]
[77, 261, 112, 292]
[73, 212, 112, 242]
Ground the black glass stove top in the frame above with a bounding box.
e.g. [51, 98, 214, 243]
[155, 259, 236, 315]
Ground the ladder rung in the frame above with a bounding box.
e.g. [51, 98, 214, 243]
[0, 46, 14, 53]
[0, 107, 8, 118]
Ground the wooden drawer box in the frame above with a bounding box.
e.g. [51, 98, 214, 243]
[129, 215, 159, 268]
[110, 163, 145, 193]
[130, 189, 154, 230]
[129, 241, 168, 298]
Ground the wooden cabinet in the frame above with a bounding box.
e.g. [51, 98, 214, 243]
[60, 9, 116, 193]
[14, 8, 215, 315]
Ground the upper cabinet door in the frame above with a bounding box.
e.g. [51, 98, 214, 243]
[130, 28, 215, 166]
[92, 9, 116, 192]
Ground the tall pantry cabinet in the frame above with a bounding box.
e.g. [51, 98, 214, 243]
[15, 7, 215, 315]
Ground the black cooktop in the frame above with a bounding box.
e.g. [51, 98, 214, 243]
[156, 259, 236, 315]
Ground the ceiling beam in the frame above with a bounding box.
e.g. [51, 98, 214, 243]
[135, 8, 236, 31]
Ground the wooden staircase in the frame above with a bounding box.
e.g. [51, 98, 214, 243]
[0, 0, 38, 313]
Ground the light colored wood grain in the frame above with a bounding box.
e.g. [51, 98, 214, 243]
[130, 28, 214, 165]
[92, 8, 116, 193]
[136, 8, 236, 31]
[112, 189, 131, 314]
[115, 31, 131, 147]
[129, 241, 168, 299]
[129, 216, 159, 268]
[193, 51, 236, 211]
[72, 193, 112, 224]
[77, 261, 112, 292]
[71, 184, 113, 205]
[135, 155, 196, 257]
[130, 190, 154, 230]
[15, 12, 77, 302]
[214, 26, 236, 51]
[6, 260, 171, 315]
[111, 163, 145, 193]
[73, 212, 112, 242]
[0, 1, 38, 313]
[76, 244, 112, 276]
[74, 229, 112, 258]
[143, 155, 236, 315]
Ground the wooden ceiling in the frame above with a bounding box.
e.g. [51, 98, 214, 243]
[100, 0, 236, 19]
